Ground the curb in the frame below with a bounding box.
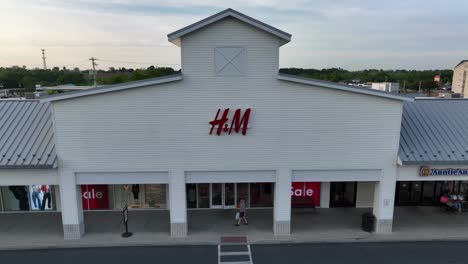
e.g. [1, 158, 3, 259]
[3, 236, 468, 251]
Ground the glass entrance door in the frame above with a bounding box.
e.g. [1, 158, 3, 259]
[210, 183, 223, 208]
[224, 183, 236, 208]
[210, 183, 236, 208]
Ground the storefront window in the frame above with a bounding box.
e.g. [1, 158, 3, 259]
[81, 185, 113, 210]
[95, 184, 168, 210]
[1, 186, 29, 211]
[250, 183, 273, 207]
[0, 185, 57, 211]
[113, 185, 135, 209]
[29, 185, 54, 210]
[186, 184, 197, 208]
[143, 184, 167, 209]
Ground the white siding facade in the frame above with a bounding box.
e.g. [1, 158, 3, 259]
[47, 17, 404, 238]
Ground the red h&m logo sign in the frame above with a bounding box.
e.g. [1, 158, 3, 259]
[209, 108, 251, 136]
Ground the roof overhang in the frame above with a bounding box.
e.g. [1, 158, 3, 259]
[167, 8, 291, 47]
[400, 160, 468, 166]
[41, 74, 183, 102]
[278, 73, 413, 102]
[0, 164, 57, 169]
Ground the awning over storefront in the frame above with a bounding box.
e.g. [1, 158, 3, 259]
[0, 100, 57, 169]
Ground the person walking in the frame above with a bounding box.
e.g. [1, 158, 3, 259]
[236, 198, 248, 226]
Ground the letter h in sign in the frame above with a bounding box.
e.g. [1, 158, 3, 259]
[209, 108, 251, 136]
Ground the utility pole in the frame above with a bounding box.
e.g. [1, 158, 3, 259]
[418, 80, 422, 93]
[89, 57, 98, 87]
[41, 49, 47, 69]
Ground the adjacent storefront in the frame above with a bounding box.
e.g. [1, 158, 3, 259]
[0, 185, 57, 212]
[397, 166, 468, 206]
[395, 180, 468, 206]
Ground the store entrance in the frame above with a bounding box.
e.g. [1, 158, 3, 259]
[330, 182, 357, 207]
[210, 183, 236, 209]
[186, 183, 273, 209]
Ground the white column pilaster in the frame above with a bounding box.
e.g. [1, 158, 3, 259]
[169, 169, 187, 237]
[59, 171, 84, 240]
[373, 167, 397, 234]
[320, 182, 330, 208]
[274, 169, 292, 236]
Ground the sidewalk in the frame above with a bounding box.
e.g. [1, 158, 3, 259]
[2, 207, 468, 250]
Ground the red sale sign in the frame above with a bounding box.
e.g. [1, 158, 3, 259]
[291, 182, 320, 208]
[81, 185, 109, 210]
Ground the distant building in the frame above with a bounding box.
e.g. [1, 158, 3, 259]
[452, 60, 468, 97]
[0, 88, 26, 99]
[371, 82, 400, 93]
[36, 84, 95, 93]
[434, 74, 441, 83]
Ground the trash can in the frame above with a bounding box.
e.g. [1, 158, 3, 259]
[361, 212, 375, 232]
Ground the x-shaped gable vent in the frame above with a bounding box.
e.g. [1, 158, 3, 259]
[215, 47, 246, 76]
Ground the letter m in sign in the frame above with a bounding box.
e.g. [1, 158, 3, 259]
[209, 108, 251, 136]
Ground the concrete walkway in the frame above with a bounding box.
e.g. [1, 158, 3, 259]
[2, 207, 468, 250]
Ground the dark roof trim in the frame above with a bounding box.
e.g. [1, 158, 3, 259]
[41, 74, 183, 102]
[0, 164, 57, 169]
[401, 161, 468, 166]
[167, 8, 291, 46]
[278, 73, 413, 102]
[455, 60, 468, 68]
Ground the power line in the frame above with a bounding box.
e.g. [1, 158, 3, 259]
[98, 59, 180, 66]
[62, 59, 90, 68]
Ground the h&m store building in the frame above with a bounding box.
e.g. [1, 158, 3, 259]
[1, 9, 468, 240]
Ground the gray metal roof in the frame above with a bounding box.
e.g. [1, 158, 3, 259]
[41, 73, 183, 102]
[0, 100, 57, 169]
[167, 8, 291, 46]
[278, 73, 413, 102]
[399, 99, 468, 165]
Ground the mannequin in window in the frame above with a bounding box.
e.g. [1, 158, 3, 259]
[9, 186, 29, 211]
[40, 185, 51, 210]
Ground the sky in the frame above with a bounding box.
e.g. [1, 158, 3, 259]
[1, 0, 468, 70]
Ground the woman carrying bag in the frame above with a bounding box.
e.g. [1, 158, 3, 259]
[235, 198, 249, 226]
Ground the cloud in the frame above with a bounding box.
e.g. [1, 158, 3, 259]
[1, 0, 468, 69]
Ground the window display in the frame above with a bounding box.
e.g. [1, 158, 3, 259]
[2, 186, 29, 211]
[291, 182, 320, 208]
[114, 185, 135, 209]
[143, 184, 167, 209]
[0, 185, 57, 212]
[29, 185, 54, 210]
[99, 184, 168, 210]
[81, 185, 111, 210]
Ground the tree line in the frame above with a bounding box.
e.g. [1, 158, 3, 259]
[0, 66, 452, 93]
[280, 68, 453, 91]
[0, 66, 179, 92]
